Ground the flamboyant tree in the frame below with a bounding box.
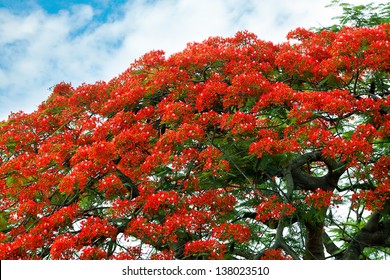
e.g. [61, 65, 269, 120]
[1, 14, 390, 260]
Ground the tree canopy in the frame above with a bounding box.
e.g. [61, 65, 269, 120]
[0, 14, 390, 260]
[323, 0, 390, 31]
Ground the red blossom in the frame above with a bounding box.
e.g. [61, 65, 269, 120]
[184, 239, 226, 259]
[304, 189, 342, 210]
[212, 223, 251, 243]
[260, 249, 293, 260]
[256, 195, 296, 223]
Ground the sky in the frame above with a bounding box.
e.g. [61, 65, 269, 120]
[0, 0, 384, 121]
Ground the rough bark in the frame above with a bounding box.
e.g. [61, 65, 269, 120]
[304, 220, 326, 260]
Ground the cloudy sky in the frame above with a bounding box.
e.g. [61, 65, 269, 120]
[0, 0, 382, 120]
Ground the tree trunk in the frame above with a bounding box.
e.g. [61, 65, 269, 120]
[304, 220, 325, 260]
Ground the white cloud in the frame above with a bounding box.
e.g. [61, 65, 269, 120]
[0, 5, 97, 119]
[0, 0, 383, 120]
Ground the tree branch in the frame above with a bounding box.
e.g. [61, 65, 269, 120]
[290, 151, 345, 191]
[342, 201, 390, 259]
[323, 231, 343, 259]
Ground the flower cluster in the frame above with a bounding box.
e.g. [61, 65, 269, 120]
[256, 195, 296, 223]
[212, 223, 251, 243]
[260, 249, 293, 260]
[304, 188, 343, 210]
[184, 239, 226, 259]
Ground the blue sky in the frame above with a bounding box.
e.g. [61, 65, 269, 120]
[0, 0, 382, 120]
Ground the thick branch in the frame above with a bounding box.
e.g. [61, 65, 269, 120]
[116, 168, 139, 199]
[288, 152, 345, 259]
[323, 231, 343, 259]
[343, 201, 390, 259]
[290, 151, 345, 191]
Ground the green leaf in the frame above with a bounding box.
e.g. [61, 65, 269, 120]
[0, 211, 10, 232]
